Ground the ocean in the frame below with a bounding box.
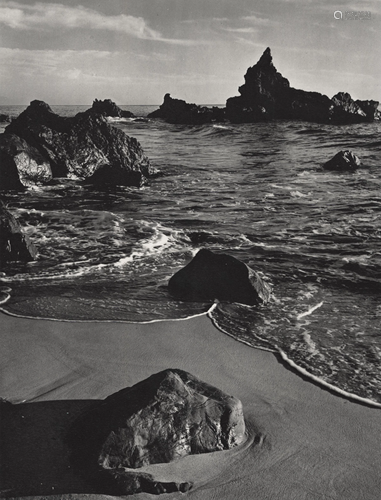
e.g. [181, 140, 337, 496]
[1, 104, 381, 406]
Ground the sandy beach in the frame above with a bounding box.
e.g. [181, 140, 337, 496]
[1, 310, 380, 499]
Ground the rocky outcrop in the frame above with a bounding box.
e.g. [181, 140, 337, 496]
[90, 99, 135, 118]
[148, 94, 226, 124]
[3, 100, 153, 187]
[0, 133, 52, 190]
[355, 99, 381, 121]
[0, 200, 37, 267]
[322, 150, 361, 171]
[226, 47, 380, 124]
[168, 248, 271, 305]
[70, 369, 246, 495]
[0, 114, 11, 122]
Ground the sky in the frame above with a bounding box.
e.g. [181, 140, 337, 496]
[0, 0, 380, 105]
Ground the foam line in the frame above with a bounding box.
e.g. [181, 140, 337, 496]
[297, 301, 324, 320]
[277, 348, 381, 408]
[0, 301, 218, 324]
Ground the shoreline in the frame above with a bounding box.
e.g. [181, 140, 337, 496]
[1, 310, 381, 499]
[2, 296, 379, 409]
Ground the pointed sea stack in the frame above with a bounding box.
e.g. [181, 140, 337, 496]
[226, 48, 380, 124]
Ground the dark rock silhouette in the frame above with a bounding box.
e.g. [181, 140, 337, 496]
[0, 113, 11, 122]
[148, 93, 226, 124]
[4, 100, 153, 187]
[0, 200, 37, 268]
[168, 248, 271, 305]
[0, 133, 52, 190]
[69, 369, 246, 495]
[226, 47, 380, 124]
[90, 99, 135, 118]
[322, 150, 361, 171]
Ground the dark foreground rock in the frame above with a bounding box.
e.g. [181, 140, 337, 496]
[0, 113, 11, 122]
[3, 100, 153, 187]
[226, 47, 381, 124]
[90, 99, 135, 118]
[148, 93, 226, 124]
[0, 200, 37, 268]
[168, 248, 271, 305]
[69, 369, 245, 495]
[322, 150, 361, 171]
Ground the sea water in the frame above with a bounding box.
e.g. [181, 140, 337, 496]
[1, 104, 380, 405]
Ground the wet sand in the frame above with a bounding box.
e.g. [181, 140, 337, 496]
[1, 311, 380, 499]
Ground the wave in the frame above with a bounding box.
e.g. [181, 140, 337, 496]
[208, 301, 381, 408]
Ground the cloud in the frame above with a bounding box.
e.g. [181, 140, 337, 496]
[0, 1, 159, 38]
[222, 26, 258, 34]
[0, 1, 201, 44]
[241, 15, 278, 26]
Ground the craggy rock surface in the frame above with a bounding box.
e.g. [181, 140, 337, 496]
[90, 99, 135, 118]
[226, 47, 380, 124]
[0, 200, 37, 268]
[322, 150, 361, 171]
[69, 369, 245, 495]
[0, 133, 52, 190]
[3, 100, 153, 187]
[168, 248, 271, 305]
[148, 93, 226, 124]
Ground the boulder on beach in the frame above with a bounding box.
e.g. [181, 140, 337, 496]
[226, 47, 380, 124]
[322, 150, 361, 171]
[148, 93, 226, 124]
[168, 248, 271, 305]
[0, 133, 52, 190]
[4, 100, 153, 187]
[70, 369, 246, 495]
[0, 200, 37, 268]
[90, 99, 135, 118]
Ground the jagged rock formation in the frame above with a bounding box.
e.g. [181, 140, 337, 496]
[90, 99, 135, 118]
[0, 200, 37, 267]
[0, 133, 52, 190]
[226, 47, 381, 124]
[322, 150, 361, 171]
[168, 248, 271, 305]
[69, 369, 246, 495]
[3, 100, 153, 188]
[0, 113, 11, 122]
[148, 93, 226, 124]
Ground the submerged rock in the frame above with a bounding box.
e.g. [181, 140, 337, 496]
[148, 93, 226, 124]
[4, 100, 153, 187]
[90, 99, 135, 118]
[0, 200, 37, 267]
[70, 369, 246, 495]
[168, 248, 271, 305]
[322, 150, 361, 171]
[226, 47, 380, 124]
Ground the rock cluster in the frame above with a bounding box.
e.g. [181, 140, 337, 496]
[148, 93, 225, 124]
[226, 48, 381, 124]
[0, 200, 37, 268]
[90, 99, 135, 118]
[168, 248, 271, 305]
[70, 369, 246, 495]
[150, 48, 380, 125]
[0, 100, 153, 189]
